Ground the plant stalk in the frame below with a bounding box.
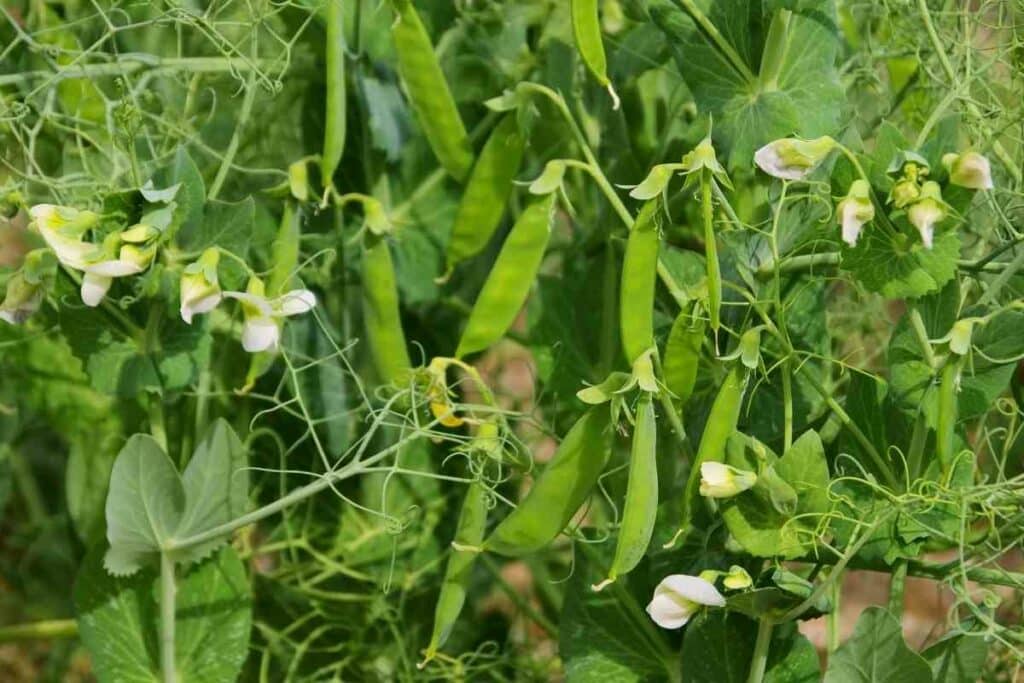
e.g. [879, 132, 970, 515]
[747, 618, 774, 683]
[160, 552, 176, 683]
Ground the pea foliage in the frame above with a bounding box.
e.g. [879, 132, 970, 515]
[1, 0, 1024, 681]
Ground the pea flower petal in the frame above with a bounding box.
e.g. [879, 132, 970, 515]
[754, 136, 836, 180]
[942, 151, 993, 190]
[646, 574, 726, 629]
[699, 461, 758, 498]
[837, 179, 874, 247]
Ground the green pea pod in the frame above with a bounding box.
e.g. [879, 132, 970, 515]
[485, 406, 612, 556]
[267, 202, 300, 296]
[389, 0, 473, 182]
[620, 200, 660, 363]
[596, 396, 657, 590]
[322, 0, 346, 183]
[456, 194, 554, 357]
[663, 307, 706, 405]
[361, 236, 412, 384]
[423, 480, 488, 664]
[445, 115, 526, 271]
[701, 172, 721, 333]
[667, 362, 747, 547]
[570, 0, 619, 107]
[935, 357, 962, 475]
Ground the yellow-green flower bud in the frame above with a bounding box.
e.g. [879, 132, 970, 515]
[179, 247, 222, 324]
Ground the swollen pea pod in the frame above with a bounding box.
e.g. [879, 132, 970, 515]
[321, 0, 346, 183]
[361, 236, 412, 384]
[620, 200, 661, 363]
[594, 395, 657, 590]
[667, 361, 748, 547]
[485, 406, 612, 556]
[570, 0, 620, 108]
[422, 480, 488, 665]
[456, 194, 554, 358]
[389, 0, 473, 182]
[663, 306, 706, 405]
[444, 115, 526, 272]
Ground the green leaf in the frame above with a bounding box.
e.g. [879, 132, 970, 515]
[103, 435, 185, 576]
[722, 431, 830, 558]
[923, 631, 989, 683]
[179, 198, 255, 266]
[154, 146, 206, 240]
[66, 435, 118, 543]
[75, 547, 251, 683]
[681, 612, 819, 683]
[824, 606, 932, 682]
[59, 302, 211, 397]
[648, 0, 843, 169]
[841, 223, 959, 299]
[175, 419, 249, 565]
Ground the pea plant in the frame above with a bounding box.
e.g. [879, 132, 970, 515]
[2, 0, 1024, 681]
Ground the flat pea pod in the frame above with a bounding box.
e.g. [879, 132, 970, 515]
[485, 406, 612, 556]
[701, 172, 721, 332]
[570, 0, 620, 108]
[595, 395, 657, 590]
[389, 0, 473, 182]
[322, 0, 346, 183]
[267, 201, 300, 296]
[445, 115, 526, 272]
[663, 306, 706, 405]
[620, 200, 660, 363]
[455, 193, 554, 358]
[423, 480, 488, 664]
[361, 236, 412, 384]
[668, 362, 747, 546]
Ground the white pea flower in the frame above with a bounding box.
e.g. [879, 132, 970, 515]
[942, 151, 993, 190]
[224, 277, 316, 352]
[699, 461, 758, 498]
[646, 574, 726, 629]
[907, 181, 947, 249]
[179, 248, 223, 324]
[29, 204, 101, 270]
[754, 136, 836, 180]
[837, 179, 875, 247]
[0, 272, 44, 324]
[77, 235, 146, 307]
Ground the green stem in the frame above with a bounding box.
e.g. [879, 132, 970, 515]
[208, 71, 258, 199]
[150, 395, 168, 454]
[826, 574, 841, 653]
[908, 308, 938, 369]
[888, 559, 907, 618]
[0, 619, 78, 642]
[5, 445, 47, 526]
[160, 552, 176, 683]
[747, 618, 774, 683]
[0, 56, 271, 87]
[674, 0, 756, 82]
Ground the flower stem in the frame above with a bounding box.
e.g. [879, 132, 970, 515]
[159, 552, 176, 683]
[0, 619, 78, 642]
[747, 618, 774, 683]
